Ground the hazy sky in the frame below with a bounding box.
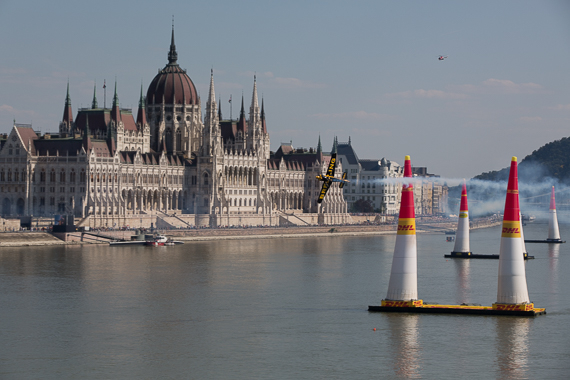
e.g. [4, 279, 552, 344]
[1, 0, 569, 178]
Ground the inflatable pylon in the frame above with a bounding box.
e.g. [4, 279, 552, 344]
[519, 212, 528, 257]
[495, 157, 532, 309]
[548, 186, 561, 241]
[451, 180, 471, 255]
[383, 155, 422, 307]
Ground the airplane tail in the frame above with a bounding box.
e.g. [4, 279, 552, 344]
[339, 172, 347, 188]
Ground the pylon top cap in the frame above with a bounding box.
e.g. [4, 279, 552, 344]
[512, 156, 517, 162]
[503, 157, 520, 222]
[404, 155, 412, 178]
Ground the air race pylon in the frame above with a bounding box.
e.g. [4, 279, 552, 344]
[451, 180, 471, 256]
[519, 212, 529, 258]
[382, 155, 422, 308]
[494, 157, 533, 309]
[548, 186, 561, 241]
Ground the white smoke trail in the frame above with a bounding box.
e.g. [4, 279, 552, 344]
[372, 175, 570, 222]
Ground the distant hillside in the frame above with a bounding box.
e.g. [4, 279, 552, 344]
[475, 136, 570, 183]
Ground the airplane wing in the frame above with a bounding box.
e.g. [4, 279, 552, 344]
[339, 172, 348, 189]
[326, 153, 336, 177]
[317, 180, 331, 203]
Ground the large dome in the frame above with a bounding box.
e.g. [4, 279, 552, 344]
[146, 29, 198, 106]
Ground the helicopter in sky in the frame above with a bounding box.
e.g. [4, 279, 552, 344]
[438, 55, 448, 60]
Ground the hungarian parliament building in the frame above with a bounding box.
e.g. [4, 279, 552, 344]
[0, 29, 446, 229]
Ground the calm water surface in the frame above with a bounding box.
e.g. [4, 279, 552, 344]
[1, 222, 569, 379]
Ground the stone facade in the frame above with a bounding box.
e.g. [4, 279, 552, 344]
[0, 29, 349, 228]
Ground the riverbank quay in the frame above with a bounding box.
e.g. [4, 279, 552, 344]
[0, 217, 502, 247]
[0, 232, 68, 247]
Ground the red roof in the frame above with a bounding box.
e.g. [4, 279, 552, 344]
[147, 64, 198, 106]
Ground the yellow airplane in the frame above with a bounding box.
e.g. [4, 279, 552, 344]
[316, 153, 349, 203]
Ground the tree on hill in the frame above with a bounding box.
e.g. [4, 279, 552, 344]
[474, 136, 570, 183]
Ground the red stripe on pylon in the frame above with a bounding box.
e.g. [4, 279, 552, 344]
[503, 157, 520, 222]
[550, 186, 556, 210]
[460, 180, 468, 212]
[399, 156, 415, 219]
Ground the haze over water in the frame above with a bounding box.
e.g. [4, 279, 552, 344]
[1, 222, 569, 379]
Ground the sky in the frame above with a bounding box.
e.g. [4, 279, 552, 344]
[1, 0, 569, 178]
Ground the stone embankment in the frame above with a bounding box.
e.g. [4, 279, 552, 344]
[0, 217, 502, 247]
[0, 232, 67, 247]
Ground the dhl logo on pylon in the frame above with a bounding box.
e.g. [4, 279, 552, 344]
[501, 220, 521, 238]
[397, 218, 416, 235]
[381, 300, 423, 308]
[459, 211, 468, 218]
[492, 303, 534, 311]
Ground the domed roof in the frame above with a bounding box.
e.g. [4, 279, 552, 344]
[146, 28, 198, 106]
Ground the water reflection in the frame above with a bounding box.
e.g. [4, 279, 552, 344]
[494, 318, 530, 379]
[453, 259, 471, 303]
[386, 314, 422, 378]
[548, 243, 560, 294]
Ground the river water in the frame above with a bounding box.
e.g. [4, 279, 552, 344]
[1, 222, 569, 379]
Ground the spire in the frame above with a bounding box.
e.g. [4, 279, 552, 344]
[83, 114, 92, 152]
[218, 97, 222, 120]
[261, 97, 267, 134]
[250, 75, 259, 113]
[331, 136, 338, 154]
[111, 80, 121, 122]
[237, 94, 246, 132]
[348, 136, 351, 146]
[208, 68, 216, 105]
[168, 20, 178, 65]
[91, 82, 98, 109]
[62, 81, 73, 125]
[317, 135, 322, 154]
[136, 83, 147, 126]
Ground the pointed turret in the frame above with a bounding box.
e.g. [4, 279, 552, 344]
[548, 186, 561, 241]
[237, 94, 246, 133]
[208, 69, 216, 106]
[91, 82, 98, 109]
[218, 97, 222, 120]
[331, 136, 338, 154]
[83, 114, 92, 153]
[250, 75, 259, 115]
[495, 156, 530, 306]
[451, 180, 471, 255]
[384, 155, 421, 304]
[261, 98, 267, 134]
[136, 84, 147, 127]
[62, 81, 73, 126]
[168, 22, 178, 65]
[111, 80, 121, 122]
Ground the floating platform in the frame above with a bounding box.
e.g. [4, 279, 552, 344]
[524, 239, 565, 244]
[444, 252, 534, 260]
[368, 300, 546, 317]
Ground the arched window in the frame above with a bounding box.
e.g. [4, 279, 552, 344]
[203, 173, 209, 186]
